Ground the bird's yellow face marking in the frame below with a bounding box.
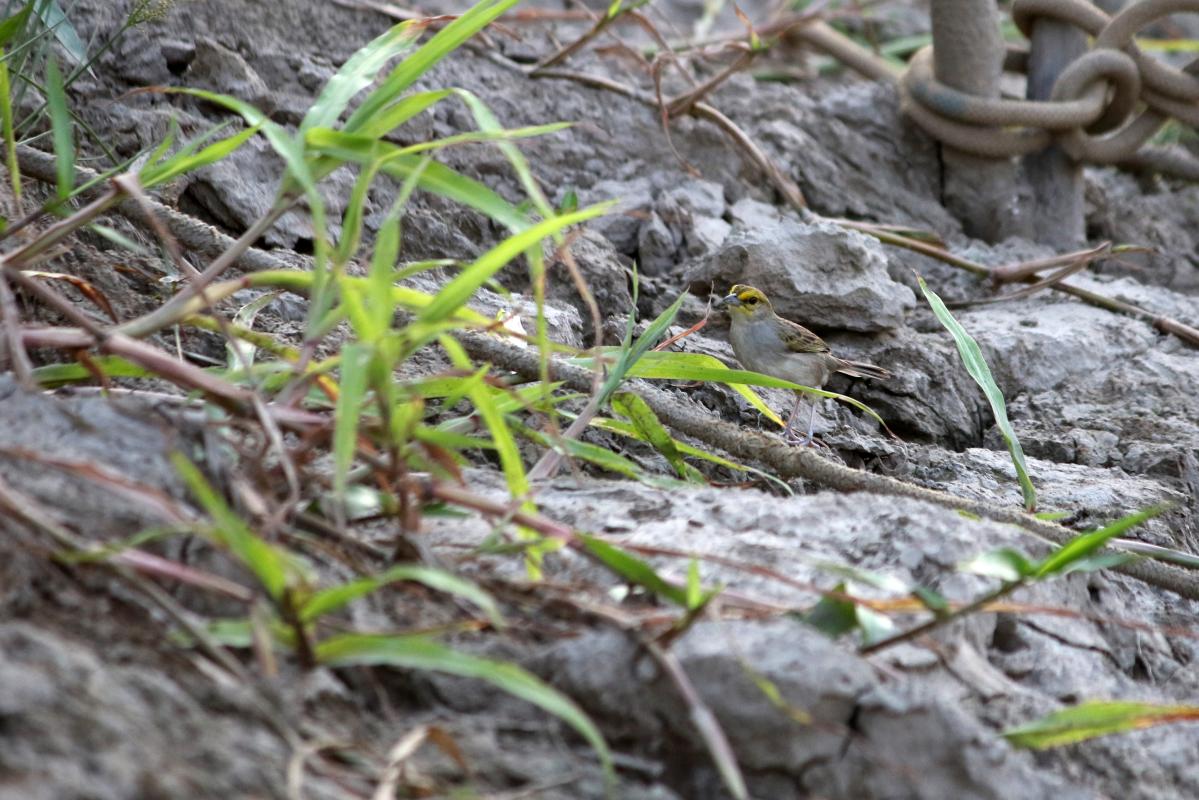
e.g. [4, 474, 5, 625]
[721, 284, 771, 318]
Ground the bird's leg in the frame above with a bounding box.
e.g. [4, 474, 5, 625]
[800, 399, 819, 446]
[780, 392, 804, 441]
[783, 394, 820, 447]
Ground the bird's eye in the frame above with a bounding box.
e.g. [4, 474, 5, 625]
[743, 296, 757, 305]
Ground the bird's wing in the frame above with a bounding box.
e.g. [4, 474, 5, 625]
[779, 318, 831, 354]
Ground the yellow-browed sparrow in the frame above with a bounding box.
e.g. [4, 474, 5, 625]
[716, 284, 891, 445]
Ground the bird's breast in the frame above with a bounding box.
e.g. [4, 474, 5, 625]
[729, 318, 832, 388]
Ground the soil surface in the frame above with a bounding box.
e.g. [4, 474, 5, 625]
[3, 1, 1199, 799]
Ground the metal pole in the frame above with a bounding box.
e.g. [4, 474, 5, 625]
[929, 0, 1028, 242]
[1024, 14, 1088, 247]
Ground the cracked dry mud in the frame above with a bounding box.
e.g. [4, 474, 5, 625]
[2, 1, 1198, 799]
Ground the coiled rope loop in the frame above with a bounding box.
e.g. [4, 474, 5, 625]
[902, 0, 1199, 163]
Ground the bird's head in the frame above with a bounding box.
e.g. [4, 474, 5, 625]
[716, 284, 772, 321]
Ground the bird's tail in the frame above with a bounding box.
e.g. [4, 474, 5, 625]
[834, 359, 891, 381]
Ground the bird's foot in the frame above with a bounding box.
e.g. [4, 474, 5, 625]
[783, 429, 822, 447]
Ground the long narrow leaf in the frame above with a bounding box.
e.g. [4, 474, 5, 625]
[172, 453, 300, 601]
[305, 134, 529, 232]
[366, 156, 428, 336]
[439, 336, 530, 500]
[597, 292, 687, 406]
[355, 89, 453, 139]
[333, 343, 372, 502]
[514, 419, 687, 488]
[36, 0, 86, 66]
[612, 391, 703, 482]
[419, 203, 611, 323]
[1033, 505, 1166, 579]
[0, 49, 21, 205]
[300, 564, 504, 628]
[31, 355, 151, 387]
[300, 20, 426, 132]
[1004, 700, 1199, 749]
[44, 54, 72, 200]
[918, 276, 1036, 510]
[588, 416, 792, 493]
[576, 533, 688, 606]
[344, 0, 521, 132]
[316, 632, 613, 784]
[574, 350, 894, 429]
[451, 89, 558, 220]
[0, 3, 33, 48]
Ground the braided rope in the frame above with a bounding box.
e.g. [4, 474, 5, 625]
[901, 0, 1199, 164]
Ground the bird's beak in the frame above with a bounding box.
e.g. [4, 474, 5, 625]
[716, 293, 740, 308]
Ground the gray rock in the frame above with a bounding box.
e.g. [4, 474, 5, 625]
[848, 325, 990, 447]
[909, 447, 1192, 546]
[638, 210, 679, 274]
[582, 176, 655, 255]
[954, 298, 1157, 398]
[183, 138, 356, 248]
[1085, 168, 1199, 292]
[519, 483, 1101, 798]
[660, 179, 726, 220]
[690, 215, 917, 331]
[186, 38, 273, 113]
[685, 215, 732, 257]
[0, 378, 184, 536]
[0, 622, 312, 800]
[728, 196, 789, 229]
[717, 78, 954, 231]
[547, 227, 632, 344]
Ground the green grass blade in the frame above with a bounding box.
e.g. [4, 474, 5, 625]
[237, 270, 494, 327]
[587, 416, 792, 493]
[450, 89, 558, 219]
[382, 154, 532, 232]
[305, 130, 533, 232]
[573, 350, 783, 421]
[0, 49, 21, 205]
[161, 88, 321, 209]
[300, 564, 503, 628]
[917, 276, 1036, 510]
[576, 533, 689, 606]
[356, 89, 453, 138]
[419, 203, 611, 324]
[88, 223, 150, 255]
[1033, 505, 1166, 579]
[315, 121, 571, 159]
[597, 292, 687, 406]
[333, 342, 372, 502]
[612, 391, 703, 482]
[0, 4, 33, 49]
[343, 0, 522, 132]
[961, 547, 1036, 583]
[470, 381, 529, 498]
[1107, 539, 1199, 570]
[35, 0, 86, 66]
[43, 54, 72, 201]
[332, 159, 380, 271]
[514, 420, 688, 488]
[225, 290, 280, 372]
[1004, 700, 1199, 749]
[366, 156, 428, 336]
[172, 453, 296, 601]
[139, 125, 259, 189]
[316, 632, 613, 785]
[439, 336, 530, 500]
[31, 355, 150, 387]
[300, 20, 426, 133]
[575, 350, 894, 429]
